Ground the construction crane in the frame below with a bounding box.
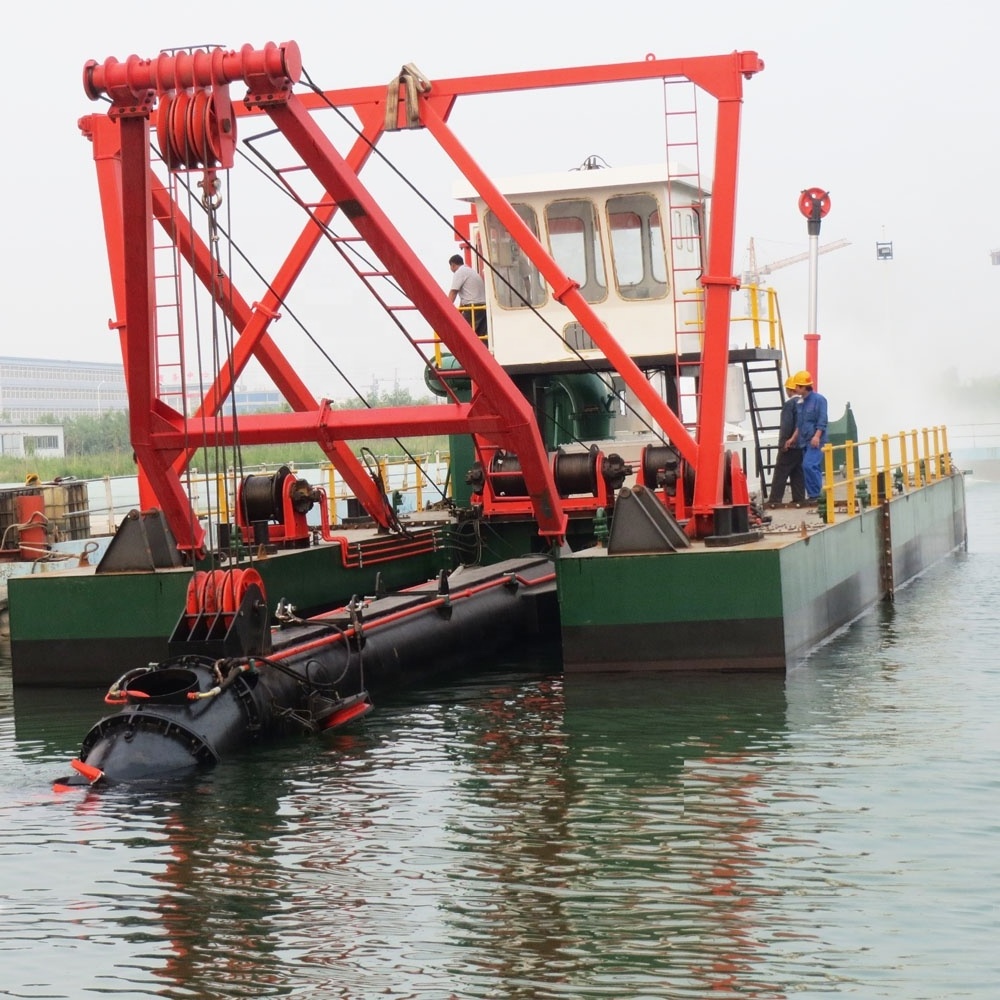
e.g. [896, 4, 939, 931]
[742, 236, 851, 287]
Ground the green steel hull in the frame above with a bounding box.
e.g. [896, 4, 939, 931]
[557, 475, 967, 671]
[7, 475, 967, 684]
[9, 533, 450, 687]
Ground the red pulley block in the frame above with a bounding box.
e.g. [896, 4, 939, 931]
[798, 187, 831, 220]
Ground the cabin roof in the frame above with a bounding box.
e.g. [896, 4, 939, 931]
[452, 163, 710, 202]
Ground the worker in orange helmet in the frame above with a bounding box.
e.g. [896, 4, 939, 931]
[792, 370, 828, 501]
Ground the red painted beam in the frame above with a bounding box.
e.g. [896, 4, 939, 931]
[141, 401, 509, 450]
[116, 113, 208, 554]
[256, 93, 567, 539]
[688, 93, 747, 525]
[83, 92, 402, 532]
[239, 51, 764, 117]
[146, 119, 398, 524]
[419, 101, 699, 469]
[81, 42, 764, 547]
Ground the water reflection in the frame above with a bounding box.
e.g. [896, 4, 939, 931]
[2, 650, 798, 998]
[2, 484, 998, 999]
[443, 671, 793, 999]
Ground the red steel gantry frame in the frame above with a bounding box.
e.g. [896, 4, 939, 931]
[80, 42, 763, 557]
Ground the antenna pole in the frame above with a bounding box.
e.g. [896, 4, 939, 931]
[798, 187, 831, 387]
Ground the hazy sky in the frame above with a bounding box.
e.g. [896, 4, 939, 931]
[6, 0, 998, 435]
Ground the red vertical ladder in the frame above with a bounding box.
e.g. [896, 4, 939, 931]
[153, 173, 188, 414]
[261, 148, 484, 412]
[663, 78, 706, 432]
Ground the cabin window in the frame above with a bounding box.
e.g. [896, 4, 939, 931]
[607, 193, 669, 300]
[563, 321, 597, 352]
[483, 204, 547, 309]
[545, 199, 606, 303]
[670, 206, 703, 276]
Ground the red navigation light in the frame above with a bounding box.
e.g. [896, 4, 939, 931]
[798, 187, 831, 220]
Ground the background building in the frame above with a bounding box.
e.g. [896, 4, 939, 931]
[0, 424, 65, 458]
[0, 356, 281, 423]
[0, 357, 128, 423]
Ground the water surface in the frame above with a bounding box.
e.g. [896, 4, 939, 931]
[2, 481, 998, 998]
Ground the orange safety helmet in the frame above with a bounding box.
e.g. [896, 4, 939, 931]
[793, 370, 813, 388]
[784, 376, 797, 391]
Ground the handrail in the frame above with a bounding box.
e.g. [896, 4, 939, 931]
[816, 425, 954, 525]
[429, 307, 490, 367]
[191, 453, 452, 526]
[731, 284, 784, 351]
[319, 453, 451, 523]
[0, 455, 454, 547]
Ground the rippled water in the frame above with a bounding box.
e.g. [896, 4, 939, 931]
[2, 481, 998, 999]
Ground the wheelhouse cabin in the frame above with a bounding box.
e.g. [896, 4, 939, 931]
[453, 163, 750, 452]
[456, 163, 708, 373]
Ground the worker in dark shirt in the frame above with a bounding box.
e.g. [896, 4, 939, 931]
[767, 376, 805, 506]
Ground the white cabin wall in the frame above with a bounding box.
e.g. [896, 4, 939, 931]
[460, 166, 707, 369]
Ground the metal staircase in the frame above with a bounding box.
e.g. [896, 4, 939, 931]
[260, 146, 472, 408]
[740, 355, 786, 499]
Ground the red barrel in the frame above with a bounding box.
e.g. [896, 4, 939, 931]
[16, 494, 48, 559]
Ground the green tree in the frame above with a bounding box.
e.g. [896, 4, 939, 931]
[337, 385, 433, 410]
[63, 411, 131, 457]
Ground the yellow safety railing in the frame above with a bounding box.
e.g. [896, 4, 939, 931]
[322, 452, 451, 524]
[731, 284, 787, 352]
[428, 307, 491, 369]
[816, 426, 953, 525]
[187, 454, 451, 527]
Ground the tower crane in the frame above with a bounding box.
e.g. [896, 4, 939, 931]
[742, 236, 851, 287]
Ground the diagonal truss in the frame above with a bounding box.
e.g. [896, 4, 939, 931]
[80, 42, 762, 555]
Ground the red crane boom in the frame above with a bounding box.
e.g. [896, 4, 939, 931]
[80, 41, 763, 555]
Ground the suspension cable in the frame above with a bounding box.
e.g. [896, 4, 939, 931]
[297, 66, 668, 448]
[236, 114, 652, 460]
[167, 152, 454, 506]
[238, 132, 587, 454]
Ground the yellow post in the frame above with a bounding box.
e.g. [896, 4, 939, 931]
[869, 437, 879, 507]
[940, 426, 951, 475]
[910, 429, 922, 487]
[214, 473, 227, 521]
[415, 458, 424, 513]
[766, 288, 779, 348]
[898, 432, 909, 491]
[327, 465, 338, 526]
[921, 427, 933, 482]
[932, 426, 942, 480]
[845, 440, 856, 517]
[439, 450, 452, 500]
[748, 283, 761, 347]
[881, 434, 892, 501]
[379, 456, 390, 513]
[822, 443, 836, 523]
